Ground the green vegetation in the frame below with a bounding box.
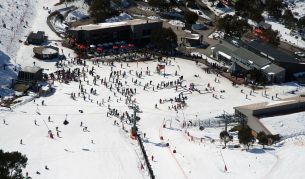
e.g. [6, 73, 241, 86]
[89, 0, 118, 23]
[0, 150, 28, 179]
[238, 126, 255, 150]
[217, 15, 250, 38]
[184, 10, 198, 24]
[151, 27, 177, 52]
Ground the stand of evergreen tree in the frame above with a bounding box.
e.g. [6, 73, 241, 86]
[151, 27, 177, 52]
[0, 149, 28, 179]
[217, 15, 250, 38]
[235, 0, 264, 23]
[89, 0, 119, 23]
[148, 0, 171, 11]
[184, 10, 198, 24]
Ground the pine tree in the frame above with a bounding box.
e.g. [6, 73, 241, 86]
[257, 131, 268, 148]
[89, 0, 117, 23]
[184, 10, 198, 24]
[0, 149, 28, 179]
[238, 126, 255, 150]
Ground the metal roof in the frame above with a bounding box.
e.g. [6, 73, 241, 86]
[213, 40, 271, 68]
[28, 31, 45, 40]
[70, 19, 162, 31]
[247, 40, 300, 64]
[258, 21, 272, 29]
[261, 63, 285, 74]
[233, 48, 270, 68]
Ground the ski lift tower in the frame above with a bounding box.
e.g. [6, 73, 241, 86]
[129, 104, 141, 138]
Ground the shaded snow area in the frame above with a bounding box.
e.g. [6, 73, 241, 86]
[200, 0, 234, 16]
[106, 13, 133, 23]
[0, 0, 36, 58]
[52, 0, 89, 20]
[188, 8, 212, 21]
[260, 111, 305, 136]
[0, 0, 36, 94]
[285, 0, 305, 18]
[168, 20, 185, 27]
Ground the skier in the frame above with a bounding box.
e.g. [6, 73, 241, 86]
[20, 139, 23, 145]
[151, 155, 154, 161]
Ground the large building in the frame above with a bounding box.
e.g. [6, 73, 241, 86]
[211, 39, 286, 83]
[234, 95, 305, 135]
[245, 40, 305, 79]
[68, 19, 163, 46]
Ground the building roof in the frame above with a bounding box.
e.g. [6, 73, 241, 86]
[22, 66, 43, 73]
[185, 33, 200, 40]
[33, 46, 59, 55]
[213, 39, 272, 68]
[258, 21, 271, 29]
[70, 19, 162, 31]
[213, 44, 235, 58]
[247, 40, 300, 64]
[234, 95, 305, 111]
[28, 31, 45, 40]
[233, 48, 270, 68]
[261, 63, 285, 75]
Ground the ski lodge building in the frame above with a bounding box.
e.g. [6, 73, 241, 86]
[234, 95, 305, 135]
[68, 19, 163, 46]
[211, 39, 286, 83]
[246, 40, 305, 79]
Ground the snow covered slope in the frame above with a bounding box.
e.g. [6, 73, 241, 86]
[0, 0, 37, 93]
[0, 0, 36, 59]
